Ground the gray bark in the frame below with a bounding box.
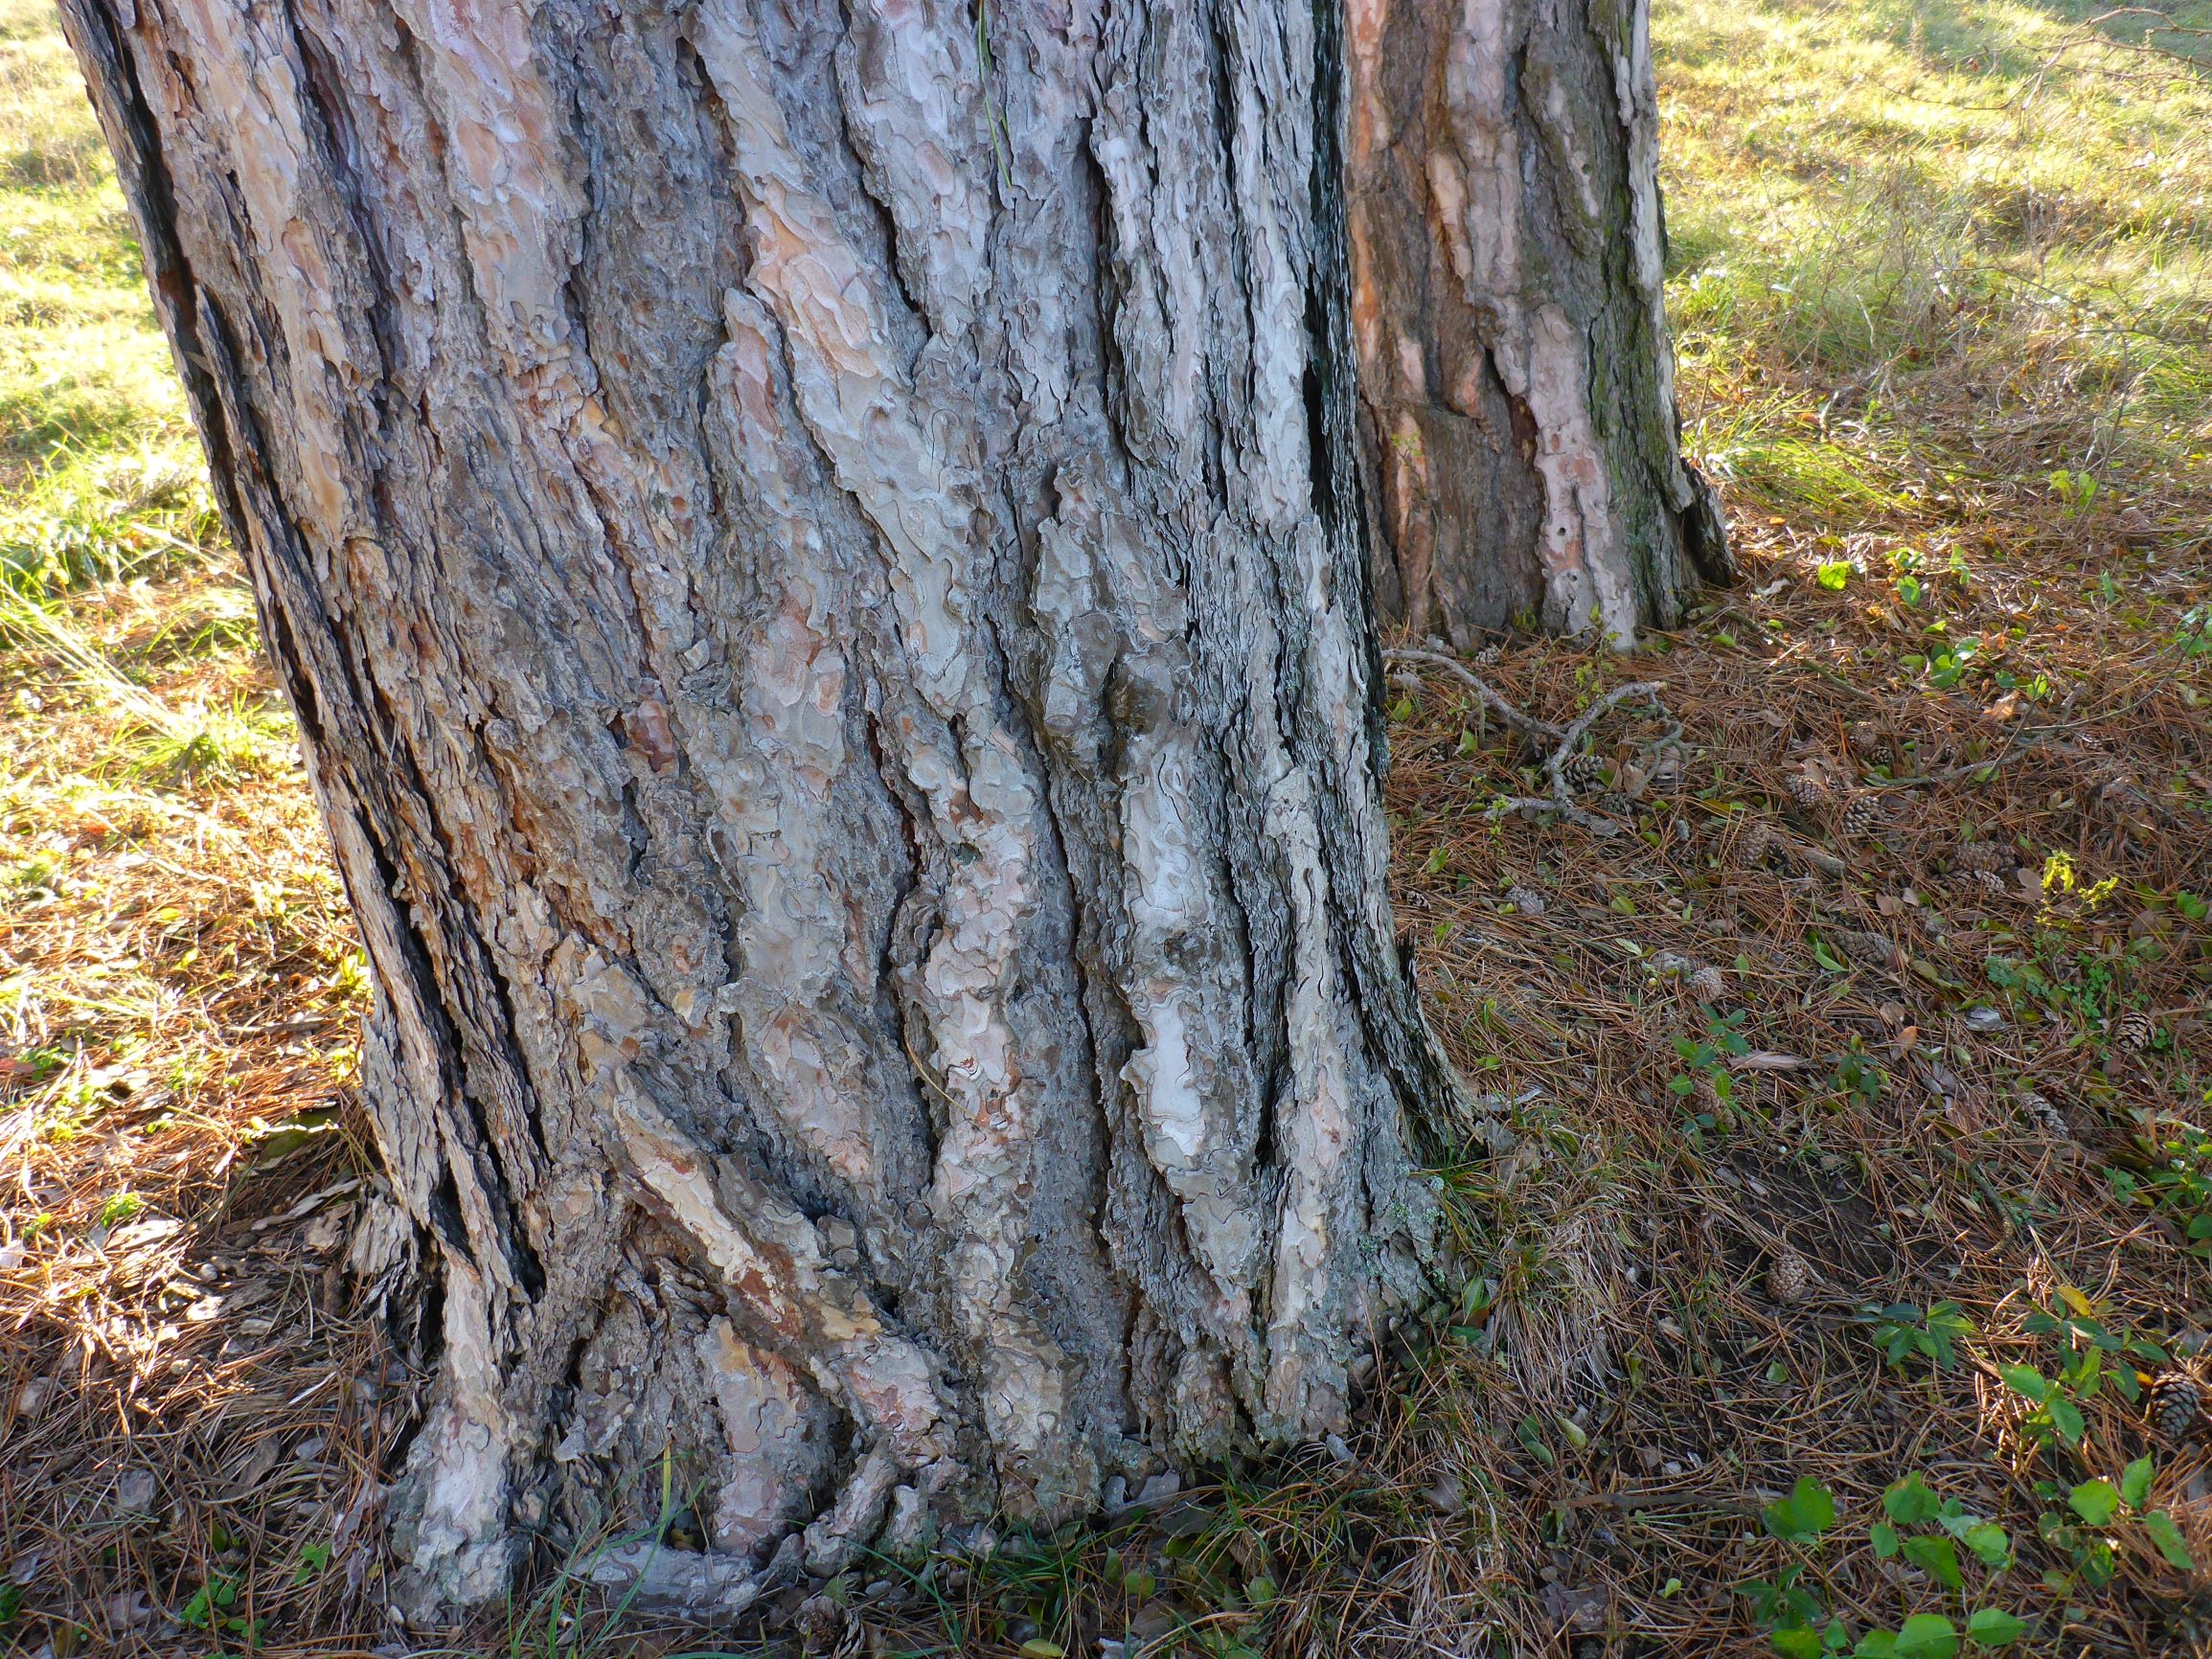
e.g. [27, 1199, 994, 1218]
[58, 0, 1464, 1615]
[1347, 0, 1731, 647]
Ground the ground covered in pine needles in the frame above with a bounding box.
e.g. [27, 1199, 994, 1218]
[2, 0, 2210, 1654]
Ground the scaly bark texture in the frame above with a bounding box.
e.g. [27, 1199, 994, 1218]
[59, 0, 1462, 1615]
[1347, 0, 1730, 647]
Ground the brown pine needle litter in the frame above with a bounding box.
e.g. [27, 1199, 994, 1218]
[4, 0, 2212, 1652]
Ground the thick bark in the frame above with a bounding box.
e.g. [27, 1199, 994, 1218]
[1347, 0, 1731, 647]
[59, 0, 1464, 1616]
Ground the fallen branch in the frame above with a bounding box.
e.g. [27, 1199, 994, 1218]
[1481, 795, 1630, 838]
[1388, 650, 1672, 838]
[1383, 648, 1565, 746]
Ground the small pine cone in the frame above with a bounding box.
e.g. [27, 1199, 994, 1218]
[2114, 1010, 2155, 1050]
[1766, 1253, 1810, 1305]
[1691, 965, 1729, 1003]
[1954, 841, 2011, 875]
[1561, 752, 1609, 794]
[1786, 772, 1830, 810]
[1470, 643, 1503, 667]
[795, 1594, 851, 1655]
[1739, 823, 1779, 867]
[1973, 869, 2012, 900]
[2018, 1089, 2069, 1139]
[1836, 929, 1898, 967]
[1597, 790, 1637, 821]
[1848, 720, 1884, 757]
[2151, 1374, 2203, 1441]
[1840, 792, 1883, 839]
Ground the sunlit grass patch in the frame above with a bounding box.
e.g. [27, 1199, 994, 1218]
[1661, 0, 2212, 544]
[114, 693, 293, 784]
[0, 0, 109, 191]
[0, 0, 194, 502]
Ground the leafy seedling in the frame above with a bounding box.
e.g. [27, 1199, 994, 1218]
[1856, 1302, 1973, 1374]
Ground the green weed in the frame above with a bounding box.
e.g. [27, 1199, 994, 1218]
[2033, 1455, 2196, 1594]
[1855, 1300, 1973, 1373]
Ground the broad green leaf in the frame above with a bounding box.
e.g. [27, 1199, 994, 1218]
[1869, 1521, 1900, 1557]
[2048, 1397, 2086, 1446]
[1959, 1520, 2012, 1571]
[1855, 1633, 1898, 1659]
[1017, 1644, 1064, 1659]
[2143, 1510, 2196, 1570]
[1893, 1613, 1960, 1659]
[2121, 1456, 2154, 1512]
[1996, 1365, 2049, 1405]
[2067, 1479, 2120, 1527]
[1516, 1415, 1555, 1466]
[1764, 1476, 1837, 1543]
[1965, 1608, 2025, 1648]
[1903, 1534, 1964, 1590]
[1884, 1475, 1940, 1525]
[1774, 1627, 1826, 1659]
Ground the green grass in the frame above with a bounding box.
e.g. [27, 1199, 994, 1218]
[1659, 0, 2212, 541]
[0, 0, 200, 581]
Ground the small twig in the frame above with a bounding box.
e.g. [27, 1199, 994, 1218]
[1383, 648, 1565, 746]
[1727, 1051, 1813, 1074]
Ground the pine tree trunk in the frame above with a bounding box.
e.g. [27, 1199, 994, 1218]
[1347, 0, 1731, 647]
[59, 0, 1464, 1615]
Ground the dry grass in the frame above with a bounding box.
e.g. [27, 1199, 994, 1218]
[2, 0, 2210, 1654]
[0, 552, 398, 1659]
